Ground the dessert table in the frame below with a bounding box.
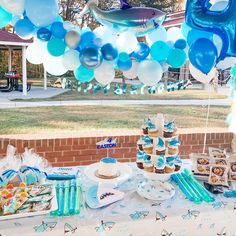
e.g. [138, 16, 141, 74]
[0, 160, 235, 236]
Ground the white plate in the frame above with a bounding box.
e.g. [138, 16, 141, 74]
[84, 162, 132, 185]
[0, 185, 58, 221]
[140, 168, 182, 182]
[137, 180, 175, 201]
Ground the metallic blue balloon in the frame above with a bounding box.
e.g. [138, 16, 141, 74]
[174, 39, 187, 49]
[189, 38, 217, 74]
[185, 0, 236, 61]
[187, 28, 213, 46]
[132, 42, 150, 61]
[51, 22, 66, 39]
[101, 43, 118, 61]
[80, 46, 103, 69]
[37, 27, 52, 41]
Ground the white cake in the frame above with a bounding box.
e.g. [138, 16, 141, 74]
[98, 157, 118, 177]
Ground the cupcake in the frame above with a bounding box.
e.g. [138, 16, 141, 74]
[137, 137, 145, 151]
[155, 137, 166, 155]
[143, 136, 154, 154]
[154, 155, 166, 174]
[164, 161, 175, 173]
[168, 136, 180, 155]
[147, 121, 158, 138]
[143, 155, 154, 172]
[142, 118, 150, 135]
[164, 121, 176, 138]
[136, 150, 145, 169]
[174, 155, 182, 171]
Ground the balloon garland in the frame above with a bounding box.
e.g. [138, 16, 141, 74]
[0, 0, 189, 87]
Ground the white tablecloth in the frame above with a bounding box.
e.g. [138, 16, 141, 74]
[0, 160, 236, 236]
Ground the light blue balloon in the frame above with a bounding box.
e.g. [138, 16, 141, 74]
[117, 58, 132, 71]
[47, 38, 66, 57]
[25, 0, 58, 27]
[11, 15, 21, 26]
[74, 66, 94, 83]
[118, 52, 130, 62]
[15, 18, 35, 38]
[0, 7, 12, 28]
[150, 41, 170, 61]
[167, 48, 187, 68]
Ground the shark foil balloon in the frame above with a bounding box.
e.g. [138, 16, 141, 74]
[78, 0, 166, 36]
[186, 0, 236, 61]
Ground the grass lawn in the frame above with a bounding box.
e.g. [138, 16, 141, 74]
[0, 105, 229, 135]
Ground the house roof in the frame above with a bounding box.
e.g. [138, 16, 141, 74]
[0, 29, 32, 47]
[164, 10, 185, 28]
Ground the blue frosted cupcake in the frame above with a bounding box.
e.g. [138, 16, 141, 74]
[155, 137, 166, 155]
[174, 155, 182, 171]
[143, 155, 153, 172]
[168, 136, 180, 155]
[136, 150, 145, 169]
[165, 160, 175, 173]
[164, 121, 176, 138]
[154, 155, 166, 174]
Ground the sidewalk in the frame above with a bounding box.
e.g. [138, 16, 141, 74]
[0, 98, 232, 109]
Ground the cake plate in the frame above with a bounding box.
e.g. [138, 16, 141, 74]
[84, 162, 132, 186]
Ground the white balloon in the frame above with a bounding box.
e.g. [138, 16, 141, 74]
[43, 54, 68, 76]
[94, 61, 115, 85]
[216, 57, 236, 70]
[146, 25, 167, 45]
[167, 27, 184, 43]
[189, 63, 216, 84]
[93, 26, 117, 45]
[62, 50, 80, 71]
[26, 40, 47, 65]
[116, 31, 138, 54]
[123, 60, 139, 79]
[1, 0, 25, 15]
[137, 60, 163, 86]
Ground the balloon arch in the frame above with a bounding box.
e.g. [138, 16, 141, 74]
[0, 0, 235, 87]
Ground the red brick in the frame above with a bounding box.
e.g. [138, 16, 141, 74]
[80, 149, 97, 156]
[75, 155, 92, 161]
[55, 146, 71, 151]
[52, 162, 64, 167]
[36, 146, 53, 152]
[62, 151, 79, 157]
[56, 156, 74, 163]
[45, 151, 63, 158]
[79, 160, 96, 166]
[54, 139, 61, 147]
[67, 138, 73, 145]
[35, 140, 42, 147]
[42, 139, 48, 147]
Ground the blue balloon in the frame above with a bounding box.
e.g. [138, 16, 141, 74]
[47, 38, 66, 57]
[150, 41, 170, 61]
[117, 58, 132, 71]
[15, 18, 35, 38]
[230, 66, 236, 76]
[74, 66, 94, 83]
[80, 46, 103, 69]
[78, 32, 96, 51]
[132, 42, 150, 61]
[187, 28, 213, 46]
[167, 49, 187, 68]
[174, 39, 187, 49]
[0, 7, 12, 28]
[185, 0, 236, 61]
[118, 52, 130, 62]
[101, 43, 118, 61]
[51, 22, 66, 39]
[37, 27, 52, 41]
[189, 38, 217, 74]
[25, 0, 58, 27]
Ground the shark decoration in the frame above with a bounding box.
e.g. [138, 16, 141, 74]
[79, 0, 166, 36]
[185, 0, 236, 61]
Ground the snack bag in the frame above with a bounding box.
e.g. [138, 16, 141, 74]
[208, 165, 229, 187]
[190, 153, 211, 176]
[229, 155, 236, 180]
[209, 147, 227, 159]
[212, 158, 228, 166]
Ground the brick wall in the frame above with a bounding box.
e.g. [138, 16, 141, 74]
[0, 132, 233, 167]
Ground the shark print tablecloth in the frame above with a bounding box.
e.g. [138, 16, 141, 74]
[0, 160, 236, 236]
